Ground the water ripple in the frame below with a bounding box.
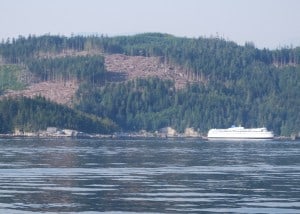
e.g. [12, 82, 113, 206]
[0, 138, 300, 213]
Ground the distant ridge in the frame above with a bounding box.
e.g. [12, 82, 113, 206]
[0, 33, 299, 137]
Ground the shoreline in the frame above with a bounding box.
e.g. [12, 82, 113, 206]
[0, 133, 298, 141]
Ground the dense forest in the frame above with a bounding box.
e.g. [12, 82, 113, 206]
[0, 64, 27, 94]
[26, 55, 106, 83]
[0, 33, 299, 136]
[0, 96, 117, 134]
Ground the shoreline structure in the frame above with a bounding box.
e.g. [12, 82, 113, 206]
[0, 126, 297, 140]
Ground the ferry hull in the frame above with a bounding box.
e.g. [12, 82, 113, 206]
[207, 127, 274, 141]
[207, 137, 274, 141]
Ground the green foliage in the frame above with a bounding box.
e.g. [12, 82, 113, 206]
[75, 78, 175, 131]
[26, 55, 106, 82]
[0, 96, 117, 134]
[0, 35, 85, 63]
[0, 65, 26, 92]
[0, 34, 300, 136]
[74, 70, 300, 136]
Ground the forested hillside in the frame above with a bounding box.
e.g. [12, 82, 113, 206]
[0, 96, 117, 134]
[0, 33, 299, 136]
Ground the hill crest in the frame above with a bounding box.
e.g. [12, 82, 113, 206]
[1, 51, 203, 104]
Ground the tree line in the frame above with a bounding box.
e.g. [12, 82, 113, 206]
[0, 33, 299, 136]
[0, 96, 117, 134]
[74, 74, 299, 136]
[1, 33, 300, 67]
[26, 55, 106, 83]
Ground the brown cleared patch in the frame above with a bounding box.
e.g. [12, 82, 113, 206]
[1, 51, 206, 105]
[104, 54, 203, 89]
[2, 80, 78, 106]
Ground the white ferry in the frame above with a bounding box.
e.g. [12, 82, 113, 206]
[207, 126, 274, 140]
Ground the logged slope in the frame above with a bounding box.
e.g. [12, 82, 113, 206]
[0, 33, 299, 136]
[105, 54, 199, 89]
[0, 53, 198, 104]
[0, 54, 195, 104]
[2, 81, 78, 106]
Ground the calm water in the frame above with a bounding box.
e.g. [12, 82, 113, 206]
[0, 138, 299, 213]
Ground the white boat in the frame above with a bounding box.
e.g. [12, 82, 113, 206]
[207, 126, 274, 140]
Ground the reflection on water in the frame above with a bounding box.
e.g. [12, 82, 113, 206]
[0, 138, 300, 213]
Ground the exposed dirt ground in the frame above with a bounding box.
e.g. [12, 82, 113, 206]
[1, 53, 200, 105]
[105, 54, 196, 89]
[2, 81, 78, 106]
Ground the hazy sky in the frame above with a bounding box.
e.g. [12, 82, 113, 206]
[1, 0, 300, 49]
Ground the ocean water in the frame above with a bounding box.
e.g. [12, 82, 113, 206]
[0, 138, 299, 213]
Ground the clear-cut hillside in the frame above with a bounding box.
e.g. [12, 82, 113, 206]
[2, 80, 78, 106]
[104, 54, 200, 89]
[1, 52, 201, 105]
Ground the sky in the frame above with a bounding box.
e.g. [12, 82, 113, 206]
[1, 0, 300, 49]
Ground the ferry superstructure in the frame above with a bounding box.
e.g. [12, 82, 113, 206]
[207, 126, 274, 140]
